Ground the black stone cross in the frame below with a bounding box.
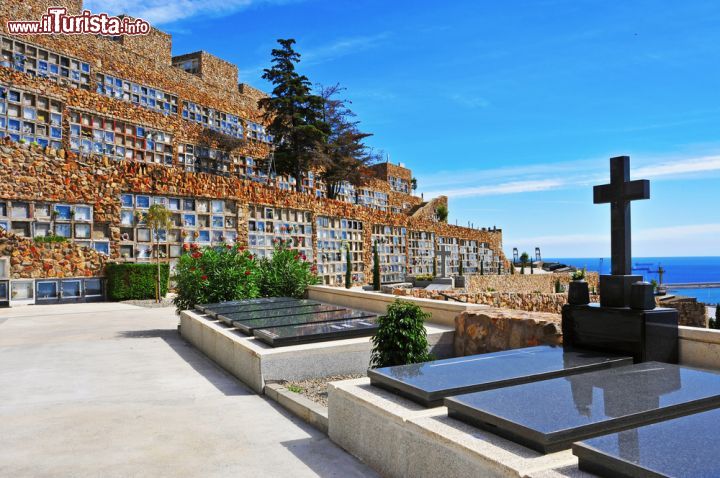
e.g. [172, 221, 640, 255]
[593, 156, 650, 276]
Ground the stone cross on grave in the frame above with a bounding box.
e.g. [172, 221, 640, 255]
[593, 156, 650, 307]
[436, 248, 451, 278]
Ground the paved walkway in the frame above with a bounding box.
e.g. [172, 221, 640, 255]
[0, 303, 375, 478]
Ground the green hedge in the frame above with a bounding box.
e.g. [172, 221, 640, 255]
[106, 263, 170, 301]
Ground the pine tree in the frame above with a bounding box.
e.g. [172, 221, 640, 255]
[345, 244, 352, 289]
[317, 84, 379, 200]
[373, 241, 381, 291]
[259, 39, 326, 192]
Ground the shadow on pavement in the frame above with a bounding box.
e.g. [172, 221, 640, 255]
[116, 328, 253, 397]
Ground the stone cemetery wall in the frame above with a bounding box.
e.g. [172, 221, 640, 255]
[0, 0, 508, 285]
[0, 141, 506, 283]
[0, 229, 105, 279]
[467, 272, 600, 294]
[454, 309, 562, 357]
[657, 295, 707, 328]
[391, 287, 599, 314]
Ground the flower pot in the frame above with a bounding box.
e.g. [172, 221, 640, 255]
[568, 280, 590, 305]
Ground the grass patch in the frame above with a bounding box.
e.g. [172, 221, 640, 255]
[286, 384, 304, 393]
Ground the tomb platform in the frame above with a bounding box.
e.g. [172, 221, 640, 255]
[573, 407, 720, 478]
[368, 346, 632, 407]
[328, 377, 580, 478]
[562, 303, 679, 363]
[444, 362, 720, 454]
[179, 308, 454, 393]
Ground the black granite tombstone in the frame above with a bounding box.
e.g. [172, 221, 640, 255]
[199, 299, 315, 319]
[368, 346, 632, 407]
[253, 317, 378, 346]
[574, 407, 720, 477]
[195, 297, 296, 314]
[216, 303, 345, 326]
[233, 309, 375, 334]
[444, 362, 720, 453]
[562, 156, 679, 364]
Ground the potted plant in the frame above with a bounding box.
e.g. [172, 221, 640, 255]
[568, 268, 590, 305]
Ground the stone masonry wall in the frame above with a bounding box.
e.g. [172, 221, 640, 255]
[467, 272, 600, 294]
[114, 23, 173, 66]
[0, 141, 506, 280]
[454, 309, 562, 357]
[0, 229, 105, 279]
[657, 296, 707, 328]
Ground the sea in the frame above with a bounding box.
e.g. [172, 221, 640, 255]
[545, 256, 720, 305]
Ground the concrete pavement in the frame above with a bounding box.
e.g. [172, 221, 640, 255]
[0, 303, 375, 478]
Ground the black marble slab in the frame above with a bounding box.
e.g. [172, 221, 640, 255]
[574, 407, 720, 478]
[200, 299, 311, 319]
[195, 297, 296, 314]
[445, 362, 720, 453]
[253, 317, 378, 347]
[368, 346, 633, 407]
[562, 303, 679, 363]
[217, 304, 345, 326]
[233, 309, 374, 334]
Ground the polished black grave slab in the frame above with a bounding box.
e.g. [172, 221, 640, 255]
[215, 303, 336, 325]
[233, 309, 375, 334]
[445, 362, 720, 453]
[195, 297, 296, 314]
[573, 407, 720, 478]
[200, 299, 312, 319]
[562, 303, 679, 364]
[253, 317, 378, 347]
[369, 346, 633, 407]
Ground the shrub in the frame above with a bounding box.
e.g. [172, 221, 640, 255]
[256, 240, 319, 298]
[33, 234, 67, 244]
[435, 204, 448, 222]
[414, 273, 433, 281]
[174, 244, 260, 312]
[370, 299, 433, 368]
[710, 305, 720, 330]
[106, 263, 169, 301]
[571, 268, 586, 281]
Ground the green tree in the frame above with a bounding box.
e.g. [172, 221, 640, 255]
[372, 241, 381, 290]
[411, 177, 417, 191]
[458, 258, 464, 276]
[370, 300, 433, 368]
[480, 261, 484, 275]
[146, 204, 172, 303]
[345, 243, 352, 289]
[259, 39, 326, 192]
[317, 84, 379, 200]
[432, 255, 437, 278]
[520, 251, 529, 274]
[435, 204, 448, 222]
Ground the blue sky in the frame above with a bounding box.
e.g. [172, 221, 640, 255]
[89, 0, 720, 258]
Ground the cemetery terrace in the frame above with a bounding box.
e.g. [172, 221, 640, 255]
[0, 0, 506, 305]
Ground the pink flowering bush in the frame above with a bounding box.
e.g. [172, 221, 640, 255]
[257, 239, 320, 299]
[174, 243, 260, 312]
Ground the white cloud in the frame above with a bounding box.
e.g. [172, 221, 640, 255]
[424, 179, 564, 198]
[301, 33, 391, 66]
[83, 0, 300, 25]
[419, 154, 720, 200]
